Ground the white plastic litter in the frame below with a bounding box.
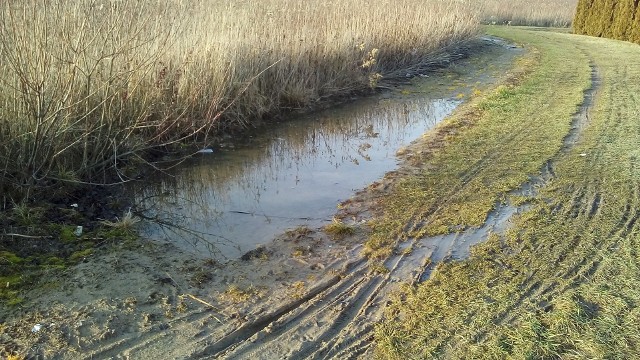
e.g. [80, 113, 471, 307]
[74, 226, 83, 237]
[32, 324, 42, 333]
[196, 148, 214, 154]
[70, 203, 78, 208]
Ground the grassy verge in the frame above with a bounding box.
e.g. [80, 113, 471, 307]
[375, 28, 640, 358]
[364, 27, 590, 259]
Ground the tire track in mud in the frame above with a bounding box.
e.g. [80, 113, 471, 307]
[194, 54, 603, 360]
[157, 45, 599, 360]
[523, 62, 640, 306]
[210, 157, 529, 359]
[456, 60, 602, 343]
[98, 41, 592, 360]
[84, 308, 215, 359]
[191, 258, 367, 358]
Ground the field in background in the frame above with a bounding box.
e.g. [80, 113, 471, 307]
[0, 0, 478, 202]
[480, 0, 578, 27]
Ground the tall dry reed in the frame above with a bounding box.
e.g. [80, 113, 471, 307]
[0, 0, 478, 202]
[479, 0, 578, 27]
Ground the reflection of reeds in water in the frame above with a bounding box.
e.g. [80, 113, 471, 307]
[140, 97, 451, 208]
[134, 95, 457, 257]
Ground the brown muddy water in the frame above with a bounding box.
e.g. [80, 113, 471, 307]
[133, 37, 522, 261]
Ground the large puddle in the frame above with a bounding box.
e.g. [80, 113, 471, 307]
[133, 37, 522, 260]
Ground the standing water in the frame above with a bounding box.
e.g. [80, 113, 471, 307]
[133, 37, 521, 260]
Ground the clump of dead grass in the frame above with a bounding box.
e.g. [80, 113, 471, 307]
[100, 209, 140, 231]
[324, 218, 356, 240]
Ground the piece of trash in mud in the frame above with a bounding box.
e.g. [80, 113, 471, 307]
[31, 324, 42, 333]
[580, 153, 587, 157]
[74, 226, 83, 237]
[70, 203, 78, 208]
[241, 245, 272, 261]
[196, 148, 214, 154]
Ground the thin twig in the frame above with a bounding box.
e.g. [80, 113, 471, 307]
[3, 233, 51, 239]
[183, 294, 225, 323]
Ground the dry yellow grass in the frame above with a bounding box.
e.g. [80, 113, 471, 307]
[0, 0, 478, 201]
[479, 0, 578, 27]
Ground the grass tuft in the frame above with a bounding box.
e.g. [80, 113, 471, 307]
[324, 219, 356, 240]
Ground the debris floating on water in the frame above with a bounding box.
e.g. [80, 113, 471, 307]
[196, 148, 214, 154]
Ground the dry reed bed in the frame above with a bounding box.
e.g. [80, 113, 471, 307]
[0, 0, 478, 202]
[479, 0, 578, 27]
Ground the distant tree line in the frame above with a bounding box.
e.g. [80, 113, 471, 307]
[573, 0, 640, 44]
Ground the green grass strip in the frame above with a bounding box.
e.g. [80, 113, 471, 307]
[365, 27, 590, 259]
[375, 28, 640, 359]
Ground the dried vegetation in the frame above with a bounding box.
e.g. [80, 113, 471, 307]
[0, 0, 478, 202]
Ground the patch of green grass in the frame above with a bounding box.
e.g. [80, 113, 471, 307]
[0, 251, 24, 266]
[69, 248, 93, 262]
[98, 225, 140, 243]
[0, 274, 26, 307]
[58, 225, 78, 243]
[376, 27, 640, 359]
[365, 26, 589, 256]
